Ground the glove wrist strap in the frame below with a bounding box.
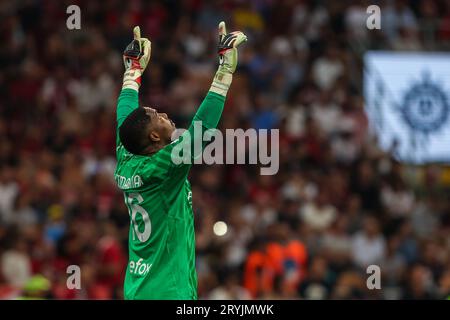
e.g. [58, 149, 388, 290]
[209, 70, 232, 96]
[122, 68, 142, 91]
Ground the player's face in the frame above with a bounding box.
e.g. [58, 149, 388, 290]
[144, 107, 176, 144]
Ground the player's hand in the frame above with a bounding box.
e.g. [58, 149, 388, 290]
[123, 26, 151, 72]
[122, 26, 151, 90]
[217, 21, 247, 74]
[209, 22, 247, 96]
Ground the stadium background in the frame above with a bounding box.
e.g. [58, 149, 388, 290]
[0, 0, 449, 299]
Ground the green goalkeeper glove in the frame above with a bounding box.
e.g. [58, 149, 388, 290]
[210, 21, 247, 96]
[122, 26, 151, 91]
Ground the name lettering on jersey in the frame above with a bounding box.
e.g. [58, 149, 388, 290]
[115, 174, 143, 190]
[129, 259, 152, 276]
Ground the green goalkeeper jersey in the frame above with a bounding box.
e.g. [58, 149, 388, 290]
[114, 89, 225, 300]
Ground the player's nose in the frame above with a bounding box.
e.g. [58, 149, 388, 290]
[160, 113, 168, 120]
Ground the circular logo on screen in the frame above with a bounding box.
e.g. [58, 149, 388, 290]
[400, 74, 449, 134]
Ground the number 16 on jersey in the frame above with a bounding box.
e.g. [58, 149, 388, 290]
[125, 193, 151, 243]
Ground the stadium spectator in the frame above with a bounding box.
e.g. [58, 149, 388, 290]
[0, 0, 448, 300]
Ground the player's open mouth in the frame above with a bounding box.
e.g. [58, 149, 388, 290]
[170, 120, 176, 128]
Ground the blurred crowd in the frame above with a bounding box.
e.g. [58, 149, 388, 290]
[1, 0, 450, 299]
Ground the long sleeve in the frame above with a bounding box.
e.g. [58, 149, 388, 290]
[184, 91, 225, 156]
[190, 91, 225, 130]
[159, 90, 226, 171]
[116, 88, 139, 129]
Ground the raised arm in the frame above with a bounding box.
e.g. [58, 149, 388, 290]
[179, 22, 247, 157]
[116, 26, 151, 129]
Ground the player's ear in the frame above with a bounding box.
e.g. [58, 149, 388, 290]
[149, 130, 160, 142]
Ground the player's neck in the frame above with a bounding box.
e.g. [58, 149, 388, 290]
[142, 143, 165, 156]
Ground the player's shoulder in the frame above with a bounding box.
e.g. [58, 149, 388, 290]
[115, 156, 168, 192]
[138, 150, 176, 178]
[116, 140, 190, 181]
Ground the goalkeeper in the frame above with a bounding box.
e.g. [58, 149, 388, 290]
[114, 22, 247, 299]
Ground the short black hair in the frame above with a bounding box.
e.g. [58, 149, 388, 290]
[119, 108, 152, 155]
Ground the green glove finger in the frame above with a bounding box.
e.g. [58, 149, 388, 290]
[218, 21, 227, 42]
[140, 38, 151, 70]
[133, 26, 141, 40]
[233, 32, 247, 48]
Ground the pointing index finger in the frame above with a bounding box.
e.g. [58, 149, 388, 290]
[133, 26, 141, 40]
[218, 21, 226, 40]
